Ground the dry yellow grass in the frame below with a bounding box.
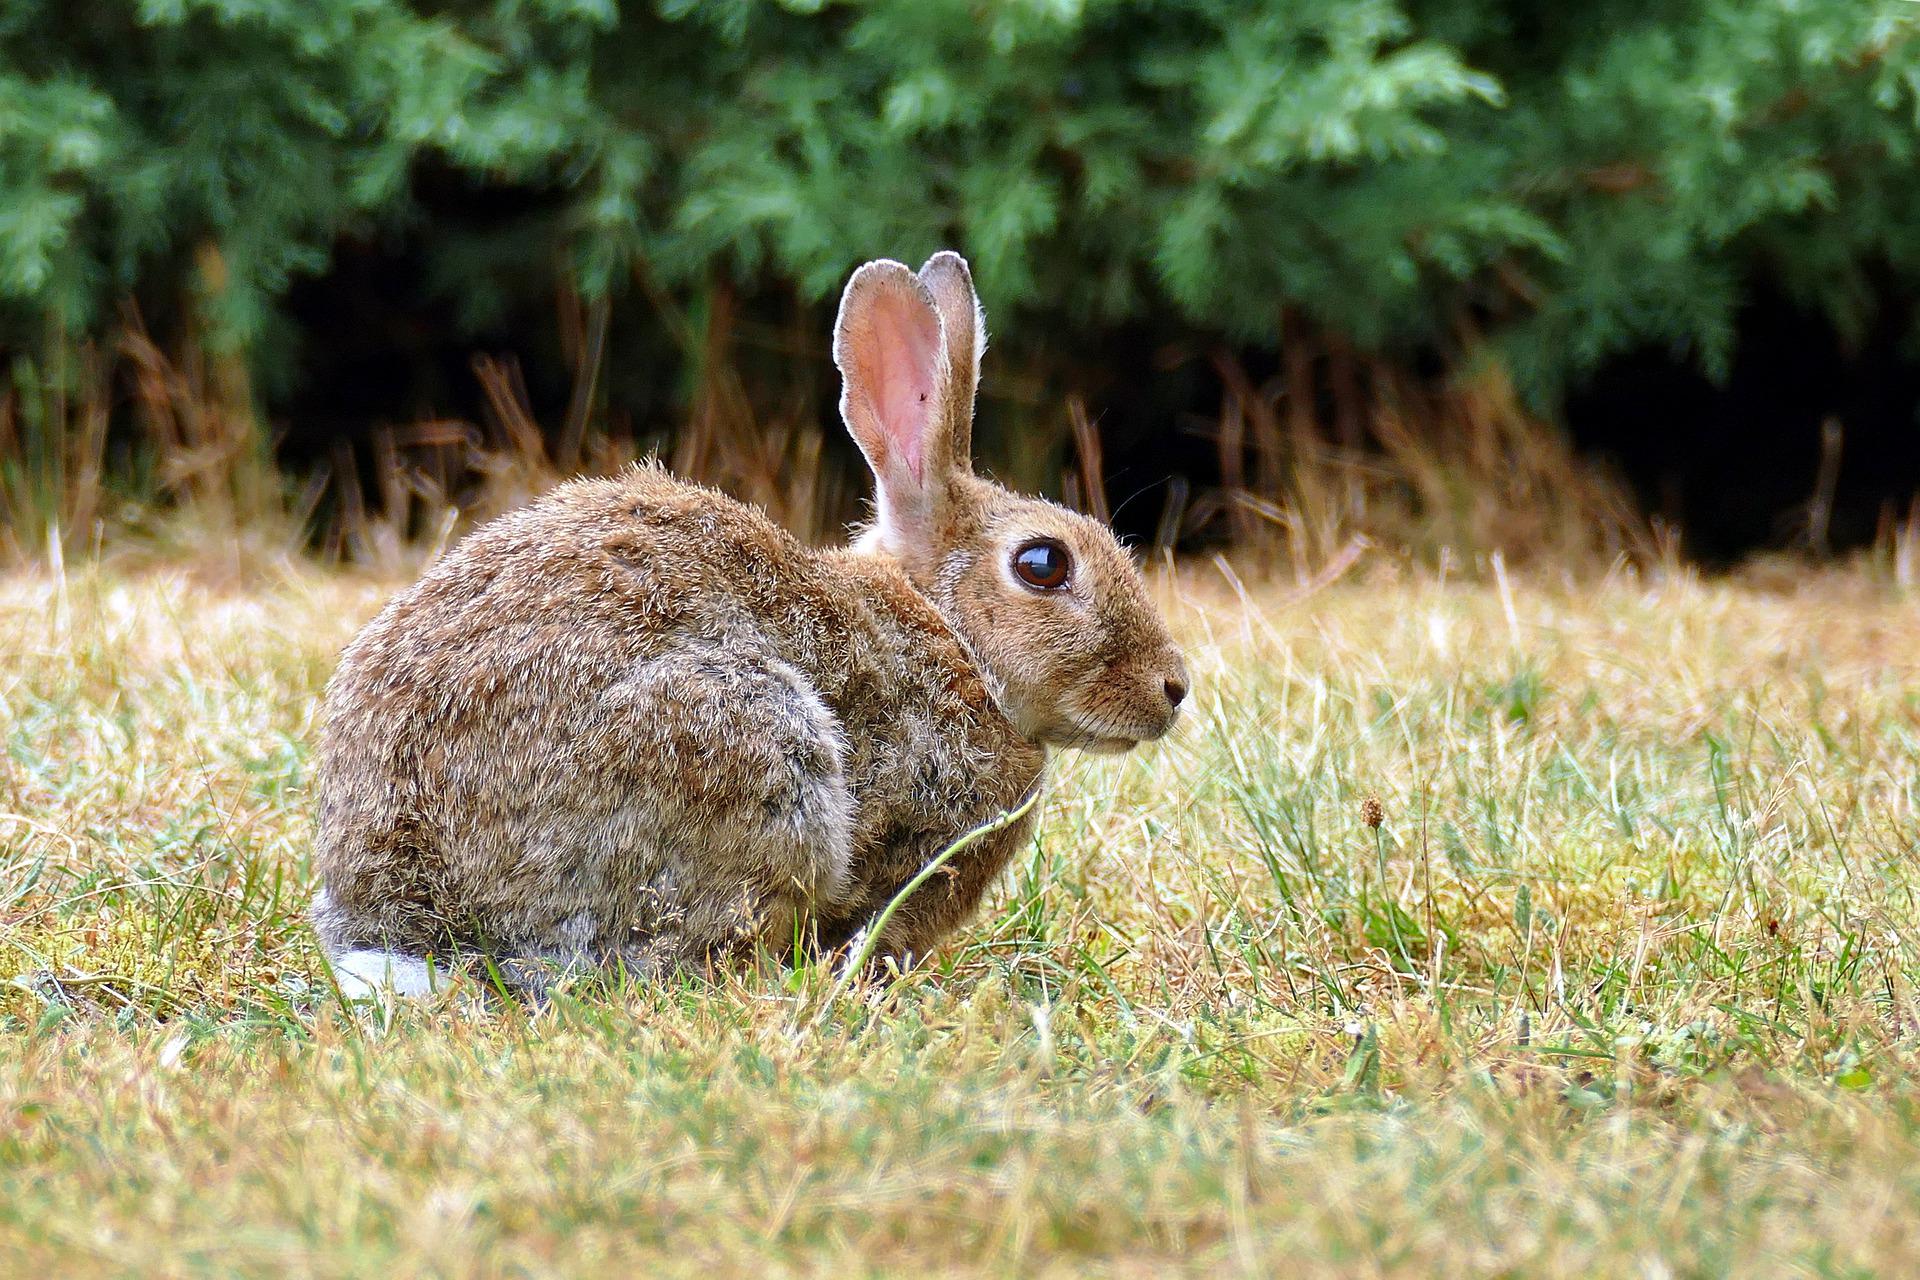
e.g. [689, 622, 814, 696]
[4, 557, 1920, 1274]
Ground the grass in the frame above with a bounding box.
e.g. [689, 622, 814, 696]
[4, 555, 1920, 1275]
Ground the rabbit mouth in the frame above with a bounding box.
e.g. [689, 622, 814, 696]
[1058, 720, 1157, 754]
[1060, 700, 1182, 753]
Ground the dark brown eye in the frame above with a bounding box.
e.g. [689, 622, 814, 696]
[1012, 539, 1071, 590]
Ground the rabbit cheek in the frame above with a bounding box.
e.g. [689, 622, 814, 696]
[975, 609, 1100, 742]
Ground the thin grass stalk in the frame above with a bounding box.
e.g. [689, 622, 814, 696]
[804, 780, 1047, 1032]
[1066, 395, 1111, 525]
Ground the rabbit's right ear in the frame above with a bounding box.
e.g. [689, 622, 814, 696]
[833, 258, 972, 559]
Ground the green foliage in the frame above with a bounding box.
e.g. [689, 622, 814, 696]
[1, 0, 1917, 411]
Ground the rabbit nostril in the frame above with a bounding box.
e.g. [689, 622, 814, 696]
[1163, 676, 1188, 709]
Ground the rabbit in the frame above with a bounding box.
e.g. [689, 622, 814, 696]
[311, 251, 1189, 998]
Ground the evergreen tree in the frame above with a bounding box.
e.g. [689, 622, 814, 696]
[2, 0, 1916, 466]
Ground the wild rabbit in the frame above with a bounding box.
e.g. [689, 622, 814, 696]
[312, 252, 1188, 996]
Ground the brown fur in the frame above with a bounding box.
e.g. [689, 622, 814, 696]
[312, 252, 1186, 984]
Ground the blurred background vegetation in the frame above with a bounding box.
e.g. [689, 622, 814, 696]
[3, 0, 1918, 571]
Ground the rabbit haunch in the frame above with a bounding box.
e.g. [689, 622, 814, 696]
[312, 252, 1188, 994]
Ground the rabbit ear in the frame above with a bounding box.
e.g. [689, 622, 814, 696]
[916, 250, 985, 466]
[833, 258, 972, 554]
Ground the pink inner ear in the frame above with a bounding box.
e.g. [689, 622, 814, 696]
[861, 288, 941, 484]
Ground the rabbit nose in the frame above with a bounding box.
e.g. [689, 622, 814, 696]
[1163, 675, 1188, 709]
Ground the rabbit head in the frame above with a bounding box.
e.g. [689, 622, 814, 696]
[833, 251, 1189, 753]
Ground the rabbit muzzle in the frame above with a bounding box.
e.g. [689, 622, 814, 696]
[1058, 647, 1189, 753]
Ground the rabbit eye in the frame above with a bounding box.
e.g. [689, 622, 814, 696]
[1012, 540, 1071, 590]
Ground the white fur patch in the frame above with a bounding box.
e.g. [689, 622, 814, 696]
[330, 949, 441, 999]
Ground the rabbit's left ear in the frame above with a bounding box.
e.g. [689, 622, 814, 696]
[916, 251, 985, 468]
[833, 253, 981, 557]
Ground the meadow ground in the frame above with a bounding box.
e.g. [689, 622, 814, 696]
[3, 555, 1920, 1275]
